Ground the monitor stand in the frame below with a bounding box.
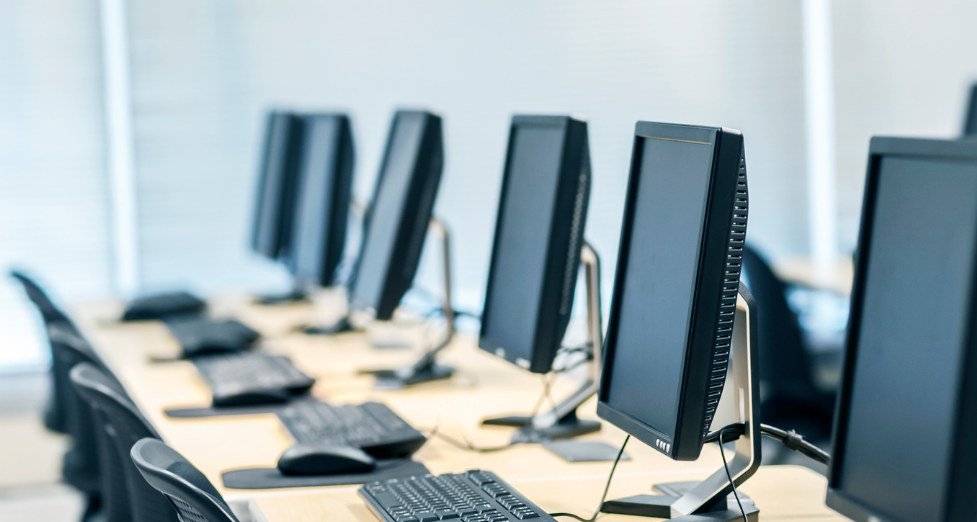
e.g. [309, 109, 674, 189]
[362, 217, 456, 389]
[482, 243, 618, 462]
[600, 284, 762, 522]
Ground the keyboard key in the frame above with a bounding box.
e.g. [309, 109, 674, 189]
[415, 513, 439, 522]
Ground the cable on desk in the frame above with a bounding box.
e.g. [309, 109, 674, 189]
[717, 426, 748, 522]
[434, 431, 515, 453]
[703, 423, 831, 465]
[549, 434, 629, 522]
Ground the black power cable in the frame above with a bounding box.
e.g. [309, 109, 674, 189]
[549, 435, 630, 522]
[717, 426, 748, 522]
[704, 423, 830, 465]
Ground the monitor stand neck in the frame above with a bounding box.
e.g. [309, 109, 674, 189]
[600, 284, 762, 522]
[367, 217, 456, 389]
[483, 241, 604, 444]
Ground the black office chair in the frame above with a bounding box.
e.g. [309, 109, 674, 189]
[48, 324, 110, 520]
[740, 244, 836, 441]
[10, 270, 80, 434]
[69, 363, 179, 522]
[131, 438, 240, 522]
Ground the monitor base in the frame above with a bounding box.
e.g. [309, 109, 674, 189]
[301, 315, 358, 335]
[253, 288, 309, 305]
[601, 493, 757, 522]
[481, 410, 614, 462]
[364, 362, 455, 389]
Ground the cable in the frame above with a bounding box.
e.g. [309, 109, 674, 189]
[434, 431, 514, 453]
[717, 426, 748, 522]
[703, 423, 830, 466]
[549, 435, 629, 522]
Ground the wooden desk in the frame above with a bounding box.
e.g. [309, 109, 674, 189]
[251, 465, 844, 522]
[69, 295, 841, 521]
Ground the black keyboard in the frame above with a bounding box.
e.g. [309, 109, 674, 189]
[194, 353, 315, 406]
[277, 400, 426, 459]
[360, 471, 554, 522]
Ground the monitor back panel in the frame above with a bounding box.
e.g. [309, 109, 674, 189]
[349, 110, 444, 320]
[827, 137, 977, 522]
[964, 83, 977, 136]
[597, 122, 747, 461]
[288, 113, 355, 286]
[478, 115, 591, 374]
[251, 111, 305, 260]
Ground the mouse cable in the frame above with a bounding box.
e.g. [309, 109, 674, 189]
[549, 435, 630, 522]
[704, 423, 830, 465]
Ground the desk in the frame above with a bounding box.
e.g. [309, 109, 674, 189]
[69, 294, 843, 521]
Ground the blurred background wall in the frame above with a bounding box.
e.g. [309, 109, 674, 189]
[0, 0, 974, 371]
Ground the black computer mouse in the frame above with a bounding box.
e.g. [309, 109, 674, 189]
[276, 443, 377, 476]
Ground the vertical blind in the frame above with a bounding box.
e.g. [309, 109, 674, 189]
[0, 0, 112, 371]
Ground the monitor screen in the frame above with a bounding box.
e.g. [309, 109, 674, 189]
[481, 124, 567, 363]
[603, 135, 716, 438]
[350, 113, 424, 311]
[834, 156, 977, 522]
[290, 116, 340, 284]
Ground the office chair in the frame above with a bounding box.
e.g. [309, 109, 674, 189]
[741, 244, 836, 442]
[9, 270, 79, 434]
[69, 363, 179, 522]
[69, 363, 133, 522]
[131, 438, 240, 522]
[48, 324, 110, 520]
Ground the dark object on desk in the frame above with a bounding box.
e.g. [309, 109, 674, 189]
[277, 400, 426, 459]
[360, 470, 557, 522]
[222, 459, 429, 490]
[277, 443, 376, 475]
[165, 317, 259, 358]
[9, 270, 79, 434]
[70, 363, 178, 522]
[131, 438, 240, 522]
[964, 82, 977, 136]
[121, 291, 206, 322]
[826, 137, 977, 522]
[193, 353, 314, 408]
[741, 244, 836, 444]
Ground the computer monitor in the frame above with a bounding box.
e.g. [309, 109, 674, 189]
[479, 115, 591, 374]
[251, 110, 305, 260]
[964, 83, 977, 136]
[597, 121, 748, 462]
[347, 110, 444, 321]
[287, 113, 355, 287]
[826, 137, 977, 522]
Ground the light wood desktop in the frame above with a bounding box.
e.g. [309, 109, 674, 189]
[69, 294, 845, 521]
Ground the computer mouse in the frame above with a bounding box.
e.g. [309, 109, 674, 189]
[276, 443, 377, 476]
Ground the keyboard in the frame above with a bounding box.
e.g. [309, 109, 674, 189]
[360, 470, 555, 522]
[277, 400, 426, 459]
[194, 353, 315, 407]
[167, 317, 260, 358]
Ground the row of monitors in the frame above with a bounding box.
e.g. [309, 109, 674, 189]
[248, 105, 977, 521]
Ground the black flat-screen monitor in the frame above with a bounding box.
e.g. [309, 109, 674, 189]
[348, 110, 444, 320]
[478, 115, 591, 374]
[287, 113, 355, 287]
[251, 111, 305, 260]
[597, 121, 749, 461]
[827, 137, 977, 522]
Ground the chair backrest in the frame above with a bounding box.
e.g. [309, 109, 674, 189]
[10, 270, 80, 433]
[70, 364, 178, 522]
[48, 324, 109, 496]
[131, 438, 239, 522]
[740, 244, 820, 403]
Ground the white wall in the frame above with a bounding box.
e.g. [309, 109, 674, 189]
[125, 0, 811, 315]
[833, 1, 977, 252]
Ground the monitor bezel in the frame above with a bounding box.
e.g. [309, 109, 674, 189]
[826, 137, 977, 522]
[596, 121, 744, 461]
[478, 114, 591, 374]
[347, 109, 444, 321]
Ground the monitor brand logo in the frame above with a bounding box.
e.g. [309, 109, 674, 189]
[656, 439, 671, 453]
